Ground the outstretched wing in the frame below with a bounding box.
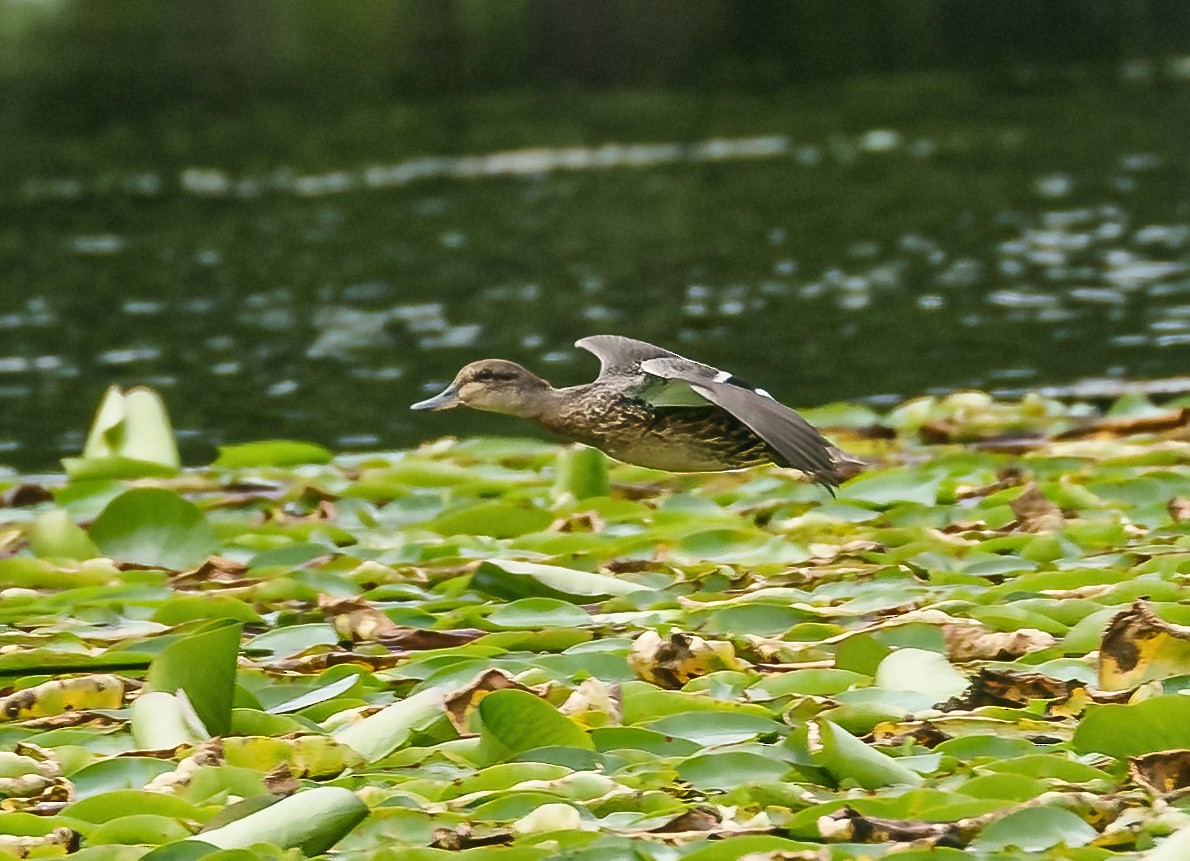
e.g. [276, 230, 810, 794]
[575, 335, 676, 379]
[639, 356, 840, 488]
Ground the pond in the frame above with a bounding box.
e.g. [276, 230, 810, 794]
[2, 73, 1189, 470]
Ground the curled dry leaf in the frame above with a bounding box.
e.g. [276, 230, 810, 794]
[259, 652, 403, 673]
[262, 762, 302, 796]
[647, 806, 722, 835]
[0, 827, 80, 856]
[628, 630, 748, 690]
[174, 555, 250, 584]
[943, 623, 1056, 662]
[1129, 750, 1190, 797]
[431, 823, 513, 850]
[319, 595, 402, 642]
[1053, 407, 1190, 440]
[1009, 482, 1065, 532]
[558, 678, 622, 729]
[819, 806, 972, 847]
[944, 668, 1077, 710]
[143, 740, 224, 793]
[1169, 497, 1190, 523]
[954, 467, 1028, 500]
[444, 668, 545, 734]
[1098, 600, 1190, 691]
[548, 511, 606, 533]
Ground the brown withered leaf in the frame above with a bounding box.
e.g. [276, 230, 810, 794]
[173, 556, 250, 584]
[1170, 497, 1190, 523]
[258, 652, 403, 673]
[377, 628, 486, 652]
[818, 806, 971, 847]
[954, 466, 1028, 500]
[548, 511, 606, 533]
[1098, 600, 1190, 691]
[944, 669, 1076, 710]
[1129, 750, 1190, 797]
[430, 823, 513, 850]
[628, 631, 748, 690]
[1054, 407, 1189, 440]
[943, 623, 1056, 662]
[648, 806, 722, 834]
[0, 826, 80, 856]
[1009, 482, 1065, 532]
[558, 678, 622, 729]
[870, 722, 951, 748]
[1, 484, 54, 507]
[318, 596, 401, 642]
[262, 763, 301, 796]
[444, 669, 544, 734]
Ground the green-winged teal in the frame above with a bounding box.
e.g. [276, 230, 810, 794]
[412, 335, 856, 490]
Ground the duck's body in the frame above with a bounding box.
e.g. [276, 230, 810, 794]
[412, 335, 855, 490]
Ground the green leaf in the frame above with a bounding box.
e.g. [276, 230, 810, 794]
[28, 509, 102, 559]
[874, 648, 968, 703]
[970, 806, 1097, 852]
[807, 719, 924, 789]
[213, 440, 334, 468]
[331, 687, 446, 762]
[64, 789, 202, 824]
[839, 467, 943, 506]
[552, 445, 610, 501]
[90, 488, 219, 569]
[187, 787, 367, 854]
[1072, 695, 1190, 757]
[145, 619, 244, 736]
[487, 598, 591, 630]
[477, 689, 594, 764]
[70, 757, 178, 799]
[676, 751, 792, 790]
[432, 500, 554, 538]
[472, 559, 649, 602]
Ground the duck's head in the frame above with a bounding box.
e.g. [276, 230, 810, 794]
[410, 359, 552, 416]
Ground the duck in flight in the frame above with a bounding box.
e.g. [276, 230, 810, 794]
[411, 335, 856, 491]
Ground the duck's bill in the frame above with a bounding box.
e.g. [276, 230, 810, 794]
[410, 386, 461, 411]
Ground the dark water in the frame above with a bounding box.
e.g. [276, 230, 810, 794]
[2, 76, 1190, 470]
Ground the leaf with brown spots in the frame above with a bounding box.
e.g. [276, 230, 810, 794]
[1098, 600, 1190, 691]
[443, 669, 544, 734]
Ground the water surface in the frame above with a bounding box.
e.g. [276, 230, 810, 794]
[2, 77, 1189, 469]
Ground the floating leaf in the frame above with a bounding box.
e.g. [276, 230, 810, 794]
[1072, 696, 1190, 757]
[477, 689, 593, 764]
[186, 786, 367, 854]
[90, 488, 219, 569]
[874, 648, 968, 704]
[1098, 600, 1190, 691]
[213, 440, 334, 468]
[807, 719, 923, 789]
[331, 687, 446, 762]
[472, 559, 648, 602]
[969, 806, 1096, 852]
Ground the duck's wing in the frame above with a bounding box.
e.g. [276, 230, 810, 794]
[638, 356, 840, 488]
[575, 335, 677, 379]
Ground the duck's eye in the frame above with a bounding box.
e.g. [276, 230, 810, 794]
[473, 368, 513, 383]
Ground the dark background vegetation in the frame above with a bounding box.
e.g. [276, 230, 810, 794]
[4, 0, 1189, 125]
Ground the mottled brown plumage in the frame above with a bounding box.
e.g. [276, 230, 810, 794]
[411, 336, 857, 490]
